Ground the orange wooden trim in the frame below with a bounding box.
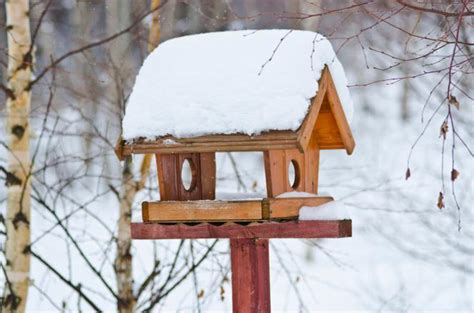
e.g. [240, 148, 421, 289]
[114, 137, 125, 161]
[142, 196, 334, 222]
[324, 68, 355, 154]
[296, 66, 328, 152]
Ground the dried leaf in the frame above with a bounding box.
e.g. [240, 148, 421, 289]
[449, 95, 460, 110]
[437, 192, 445, 210]
[251, 180, 258, 191]
[405, 168, 411, 180]
[198, 289, 205, 299]
[451, 168, 459, 181]
[220, 286, 225, 301]
[440, 121, 449, 140]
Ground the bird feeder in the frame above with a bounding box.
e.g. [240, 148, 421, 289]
[116, 30, 355, 312]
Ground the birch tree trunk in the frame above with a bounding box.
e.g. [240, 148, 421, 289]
[2, 0, 33, 312]
[114, 2, 161, 312]
[116, 158, 136, 313]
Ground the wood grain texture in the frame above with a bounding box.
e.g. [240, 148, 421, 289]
[142, 196, 334, 222]
[122, 131, 297, 155]
[296, 66, 328, 152]
[324, 67, 355, 154]
[264, 145, 320, 198]
[131, 219, 352, 239]
[268, 196, 332, 219]
[155, 152, 216, 201]
[142, 200, 262, 222]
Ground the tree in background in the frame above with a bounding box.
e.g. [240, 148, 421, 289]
[2, 0, 33, 311]
[114, 0, 162, 311]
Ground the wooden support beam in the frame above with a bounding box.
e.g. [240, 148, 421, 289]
[231, 238, 270, 313]
[121, 131, 299, 155]
[131, 220, 352, 240]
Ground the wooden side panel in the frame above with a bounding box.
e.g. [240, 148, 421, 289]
[284, 149, 306, 193]
[264, 146, 320, 197]
[156, 154, 180, 201]
[178, 153, 202, 200]
[231, 238, 270, 313]
[155, 152, 216, 201]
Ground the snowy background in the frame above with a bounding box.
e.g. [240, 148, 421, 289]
[0, 1, 472, 312]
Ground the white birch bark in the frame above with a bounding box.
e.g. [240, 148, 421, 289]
[2, 0, 33, 312]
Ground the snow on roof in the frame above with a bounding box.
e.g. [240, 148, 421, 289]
[122, 29, 353, 140]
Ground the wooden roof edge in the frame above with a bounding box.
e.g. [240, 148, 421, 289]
[114, 136, 126, 161]
[324, 66, 355, 155]
[122, 135, 299, 155]
[120, 130, 300, 155]
[296, 66, 328, 152]
[297, 65, 355, 155]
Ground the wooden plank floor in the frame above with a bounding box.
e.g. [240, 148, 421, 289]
[131, 219, 351, 240]
[142, 196, 334, 222]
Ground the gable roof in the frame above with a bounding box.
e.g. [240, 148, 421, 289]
[116, 67, 354, 160]
[121, 30, 353, 139]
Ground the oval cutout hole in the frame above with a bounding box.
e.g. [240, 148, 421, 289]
[288, 159, 301, 189]
[181, 158, 197, 192]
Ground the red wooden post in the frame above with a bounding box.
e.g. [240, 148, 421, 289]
[231, 238, 271, 313]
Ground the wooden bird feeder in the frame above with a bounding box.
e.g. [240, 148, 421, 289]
[116, 67, 354, 223]
[116, 30, 355, 312]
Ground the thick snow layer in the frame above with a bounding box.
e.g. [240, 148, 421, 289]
[122, 29, 353, 140]
[276, 191, 331, 198]
[298, 200, 350, 221]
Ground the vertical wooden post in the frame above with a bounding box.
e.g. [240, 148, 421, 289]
[230, 238, 271, 313]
